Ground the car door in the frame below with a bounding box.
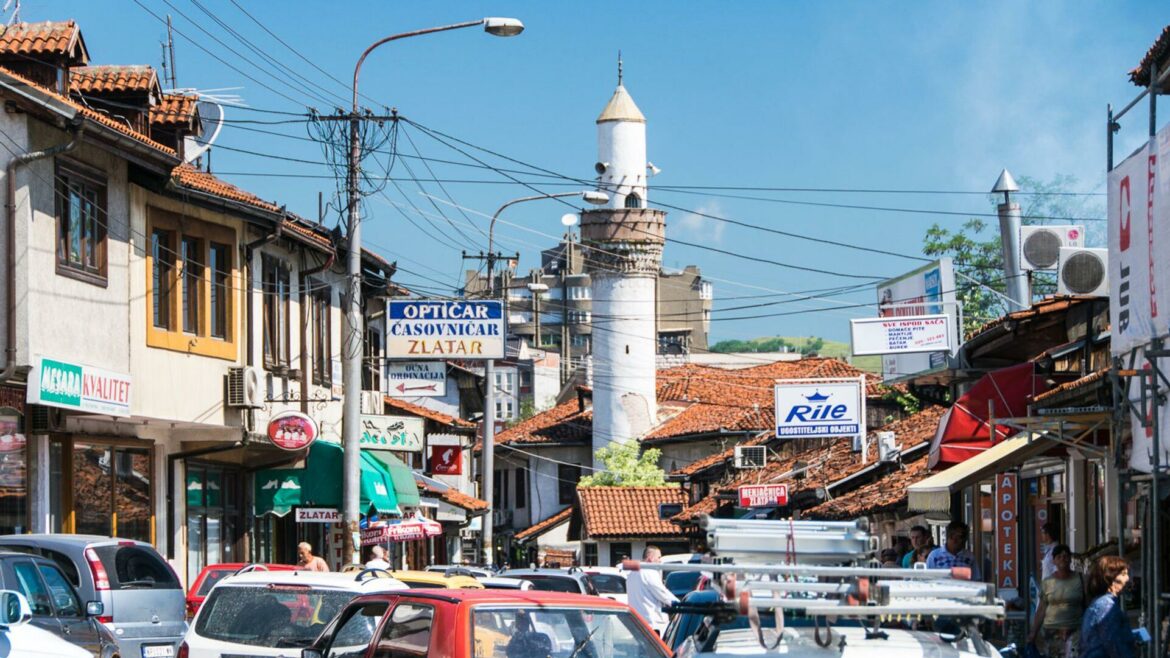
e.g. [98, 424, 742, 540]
[7, 558, 64, 638]
[39, 560, 103, 656]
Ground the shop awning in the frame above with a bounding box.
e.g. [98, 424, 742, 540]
[908, 433, 1052, 512]
[253, 442, 400, 516]
[366, 450, 421, 508]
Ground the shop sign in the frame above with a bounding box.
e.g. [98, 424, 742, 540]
[738, 484, 788, 508]
[387, 362, 447, 397]
[774, 378, 864, 440]
[387, 300, 504, 360]
[360, 414, 424, 452]
[875, 259, 957, 381]
[850, 314, 953, 356]
[430, 445, 462, 475]
[27, 356, 131, 417]
[360, 515, 442, 545]
[267, 411, 318, 451]
[995, 473, 1019, 593]
[296, 507, 340, 523]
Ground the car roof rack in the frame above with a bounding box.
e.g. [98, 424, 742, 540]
[625, 515, 1005, 653]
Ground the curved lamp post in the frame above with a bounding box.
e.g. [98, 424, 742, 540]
[342, 17, 523, 567]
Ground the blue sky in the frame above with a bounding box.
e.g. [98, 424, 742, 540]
[44, 1, 1167, 343]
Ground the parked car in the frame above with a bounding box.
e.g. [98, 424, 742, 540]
[477, 576, 534, 590]
[497, 567, 599, 595]
[424, 564, 493, 578]
[584, 566, 628, 604]
[0, 589, 92, 657]
[661, 553, 706, 598]
[0, 549, 119, 657]
[182, 568, 407, 657]
[301, 588, 670, 658]
[387, 570, 484, 589]
[184, 562, 298, 618]
[0, 534, 185, 658]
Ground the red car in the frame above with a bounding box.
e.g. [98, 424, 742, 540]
[185, 563, 298, 617]
[302, 588, 670, 658]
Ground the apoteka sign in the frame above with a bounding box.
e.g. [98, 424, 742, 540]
[774, 378, 865, 440]
[738, 484, 788, 508]
[266, 411, 318, 451]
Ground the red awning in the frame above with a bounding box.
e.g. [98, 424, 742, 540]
[929, 362, 1052, 468]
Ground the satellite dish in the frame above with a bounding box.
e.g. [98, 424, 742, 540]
[183, 99, 225, 164]
[560, 213, 578, 227]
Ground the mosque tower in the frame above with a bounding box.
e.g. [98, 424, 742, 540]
[582, 59, 666, 467]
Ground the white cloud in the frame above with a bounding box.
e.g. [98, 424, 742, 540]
[671, 200, 727, 244]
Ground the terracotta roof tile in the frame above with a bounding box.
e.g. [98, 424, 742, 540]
[1131, 25, 1170, 87]
[672, 405, 946, 523]
[150, 93, 198, 127]
[803, 453, 931, 519]
[578, 486, 688, 540]
[0, 21, 86, 61]
[515, 506, 572, 542]
[383, 396, 475, 429]
[493, 397, 592, 447]
[70, 65, 158, 95]
[0, 64, 176, 157]
[670, 432, 770, 478]
[967, 296, 1097, 341]
[416, 479, 487, 513]
[1032, 367, 1110, 404]
[171, 164, 281, 212]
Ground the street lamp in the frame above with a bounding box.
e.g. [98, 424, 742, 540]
[481, 190, 607, 568]
[342, 17, 523, 566]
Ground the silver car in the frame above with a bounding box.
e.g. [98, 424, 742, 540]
[0, 535, 185, 658]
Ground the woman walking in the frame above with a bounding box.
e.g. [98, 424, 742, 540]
[1080, 555, 1136, 658]
[1027, 545, 1084, 658]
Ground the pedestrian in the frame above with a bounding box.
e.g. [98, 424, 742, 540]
[1027, 544, 1085, 658]
[893, 536, 912, 562]
[1079, 555, 1136, 658]
[365, 545, 391, 570]
[925, 521, 980, 579]
[626, 545, 679, 636]
[880, 548, 901, 568]
[296, 541, 330, 572]
[913, 544, 933, 566]
[1039, 521, 1060, 580]
[902, 525, 934, 568]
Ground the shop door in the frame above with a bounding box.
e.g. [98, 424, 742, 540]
[185, 464, 243, 584]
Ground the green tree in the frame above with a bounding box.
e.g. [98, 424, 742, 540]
[578, 441, 669, 487]
[922, 175, 1102, 335]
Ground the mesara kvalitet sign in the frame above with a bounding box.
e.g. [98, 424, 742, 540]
[27, 356, 131, 417]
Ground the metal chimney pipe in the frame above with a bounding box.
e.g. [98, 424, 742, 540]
[992, 169, 1028, 309]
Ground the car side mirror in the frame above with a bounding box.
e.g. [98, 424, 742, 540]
[0, 590, 32, 627]
[86, 601, 104, 617]
[301, 650, 323, 658]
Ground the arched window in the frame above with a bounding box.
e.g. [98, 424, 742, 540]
[624, 192, 641, 209]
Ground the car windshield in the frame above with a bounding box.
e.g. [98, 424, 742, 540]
[473, 606, 667, 658]
[195, 568, 236, 596]
[194, 585, 354, 647]
[587, 574, 626, 594]
[520, 575, 580, 593]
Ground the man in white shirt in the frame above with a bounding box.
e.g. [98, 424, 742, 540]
[626, 545, 679, 635]
[365, 545, 391, 570]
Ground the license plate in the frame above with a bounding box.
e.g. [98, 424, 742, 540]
[141, 645, 175, 658]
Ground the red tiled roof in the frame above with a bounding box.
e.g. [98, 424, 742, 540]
[416, 479, 488, 514]
[0, 64, 177, 158]
[670, 432, 770, 478]
[968, 296, 1098, 341]
[1131, 25, 1170, 87]
[150, 93, 198, 127]
[0, 21, 86, 62]
[383, 396, 475, 429]
[493, 397, 592, 447]
[515, 506, 572, 542]
[803, 453, 931, 519]
[171, 164, 282, 213]
[672, 405, 946, 524]
[1032, 367, 1110, 404]
[70, 65, 158, 95]
[578, 486, 688, 540]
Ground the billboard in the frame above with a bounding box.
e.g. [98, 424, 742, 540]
[874, 259, 957, 381]
[850, 314, 953, 356]
[387, 300, 504, 360]
[774, 378, 864, 440]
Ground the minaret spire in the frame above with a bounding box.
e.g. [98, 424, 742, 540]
[617, 51, 623, 86]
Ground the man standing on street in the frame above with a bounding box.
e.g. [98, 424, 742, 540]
[365, 545, 391, 570]
[926, 521, 980, 580]
[297, 542, 330, 572]
[902, 525, 933, 568]
[626, 545, 679, 636]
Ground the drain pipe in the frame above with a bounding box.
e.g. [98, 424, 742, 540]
[2, 122, 84, 384]
[298, 249, 336, 413]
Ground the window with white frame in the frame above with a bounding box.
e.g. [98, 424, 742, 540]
[568, 286, 591, 300]
[699, 281, 714, 300]
[568, 310, 591, 324]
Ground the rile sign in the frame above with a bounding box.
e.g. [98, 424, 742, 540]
[738, 484, 788, 508]
[774, 378, 864, 440]
[387, 300, 504, 360]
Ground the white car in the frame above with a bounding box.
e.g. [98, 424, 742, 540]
[683, 625, 1003, 658]
[0, 589, 91, 658]
[584, 566, 628, 604]
[477, 576, 535, 590]
[424, 564, 494, 578]
[181, 569, 408, 657]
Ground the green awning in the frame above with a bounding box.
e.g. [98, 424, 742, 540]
[366, 450, 421, 508]
[253, 442, 400, 516]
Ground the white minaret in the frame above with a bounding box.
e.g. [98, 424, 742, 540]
[583, 59, 666, 468]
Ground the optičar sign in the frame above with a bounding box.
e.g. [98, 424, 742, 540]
[27, 356, 131, 417]
[387, 300, 504, 360]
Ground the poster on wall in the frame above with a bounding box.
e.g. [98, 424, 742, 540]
[1108, 140, 1159, 355]
[873, 259, 957, 381]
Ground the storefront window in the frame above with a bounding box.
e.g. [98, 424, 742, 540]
[0, 409, 27, 534]
[186, 464, 242, 584]
[115, 448, 152, 543]
[74, 443, 112, 536]
[53, 439, 154, 543]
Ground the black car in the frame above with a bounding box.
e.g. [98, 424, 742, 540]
[0, 549, 119, 657]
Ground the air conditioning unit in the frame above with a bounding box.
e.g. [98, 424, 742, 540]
[25, 404, 65, 433]
[226, 367, 265, 408]
[733, 445, 767, 469]
[1019, 225, 1085, 271]
[1057, 247, 1109, 296]
[877, 431, 901, 462]
[360, 391, 384, 415]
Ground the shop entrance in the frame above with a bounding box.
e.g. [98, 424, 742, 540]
[185, 463, 244, 584]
